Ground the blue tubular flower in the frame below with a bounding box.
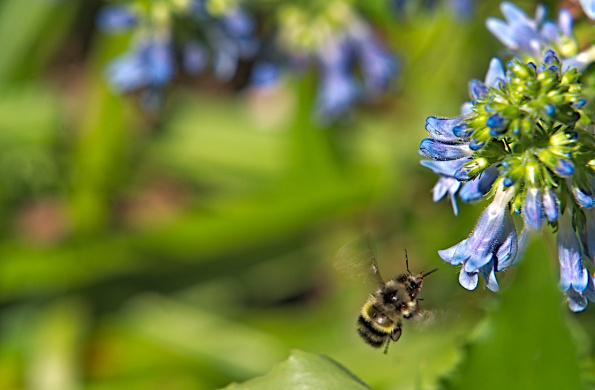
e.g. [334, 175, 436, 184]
[523, 187, 544, 230]
[485, 2, 577, 59]
[570, 179, 595, 208]
[432, 177, 461, 215]
[420, 59, 507, 212]
[566, 274, 595, 312]
[557, 212, 590, 311]
[485, 2, 587, 68]
[425, 116, 467, 143]
[439, 184, 517, 291]
[419, 139, 472, 160]
[420, 157, 472, 178]
[458, 167, 499, 202]
[486, 2, 545, 56]
[542, 187, 559, 222]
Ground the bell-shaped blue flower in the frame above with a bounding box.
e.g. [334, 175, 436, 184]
[425, 116, 467, 143]
[486, 2, 545, 57]
[419, 139, 472, 160]
[523, 187, 545, 230]
[458, 167, 499, 202]
[484, 57, 507, 88]
[566, 273, 595, 312]
[557, 212, 589, 293]
[570, 179, 595, 208]
[421, 157, 473, 179]
[542, 187, 559, 222]
[487, 113, 508, 136]
[468, 80, 489, 101]
[439, 184, 517, 290]
[432, 176, 462, 216]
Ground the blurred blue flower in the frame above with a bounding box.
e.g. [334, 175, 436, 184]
[523, 187, 545, 231]
[580, 0, 595, 19]
[107, 36, 175, 93]
[486, 2, 580, 64]
[182, 41, 208, 75]
[268, 5, 398, 122]
[96, 5, 138, 31]
[310, 23, 397, 121]
[250, 62, 281, 89]
[97, 1, 260, 98]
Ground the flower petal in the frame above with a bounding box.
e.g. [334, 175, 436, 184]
[459, 269, 479, 290]
[425, 116, 467, 143]
[419, 139, 472, 160]
[438, 239, 469, 265]
[523, 187, 544, 230]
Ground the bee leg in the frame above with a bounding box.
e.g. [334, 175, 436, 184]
[404, 306, 421, 320]
[383, 338, 391, 354]
[390, 321, 402, 342]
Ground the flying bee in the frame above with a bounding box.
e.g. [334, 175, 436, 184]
[356, 249, 437, 354]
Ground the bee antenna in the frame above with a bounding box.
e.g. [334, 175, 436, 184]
[422, 268, 438, 278]
[404, 249, 411, 274]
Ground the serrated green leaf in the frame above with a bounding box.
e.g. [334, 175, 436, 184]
[222, 350, 372, 390]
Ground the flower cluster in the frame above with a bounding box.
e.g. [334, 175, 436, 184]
[97, 0, 258, 106]
[97, 1, 397, 120]
[420, 2, 595, 311]
[253, 2, 397, 121]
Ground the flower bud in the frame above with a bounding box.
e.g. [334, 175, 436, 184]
[543, 187, 559, 222]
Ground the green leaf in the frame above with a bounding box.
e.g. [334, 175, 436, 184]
[222, 350, 372, 390]
[441, 236, 589, 390]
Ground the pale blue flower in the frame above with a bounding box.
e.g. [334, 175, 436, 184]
[523, 187, 545, 230]
[557, 212, 592, 311]
[96, 5, 138, 31]
[106, 37, 175, 93]
[439, 185, 517, 291]
[579, 0, 595, 19]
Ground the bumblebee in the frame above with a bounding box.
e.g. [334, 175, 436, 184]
[356, 250, 437, 353]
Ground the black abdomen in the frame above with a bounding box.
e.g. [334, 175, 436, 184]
[356, 315, 388, 348]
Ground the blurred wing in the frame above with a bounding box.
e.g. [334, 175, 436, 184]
[333, 235, 384, 286]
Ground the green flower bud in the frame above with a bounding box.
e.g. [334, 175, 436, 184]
[525, 161, 541, 186]
[466, 157, 490, 176]
[512, 193, 523, 214]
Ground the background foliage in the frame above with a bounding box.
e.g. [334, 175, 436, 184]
[0, 0, 592, 389]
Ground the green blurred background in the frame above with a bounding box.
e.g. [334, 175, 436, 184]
[0, 0, 592, 389]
